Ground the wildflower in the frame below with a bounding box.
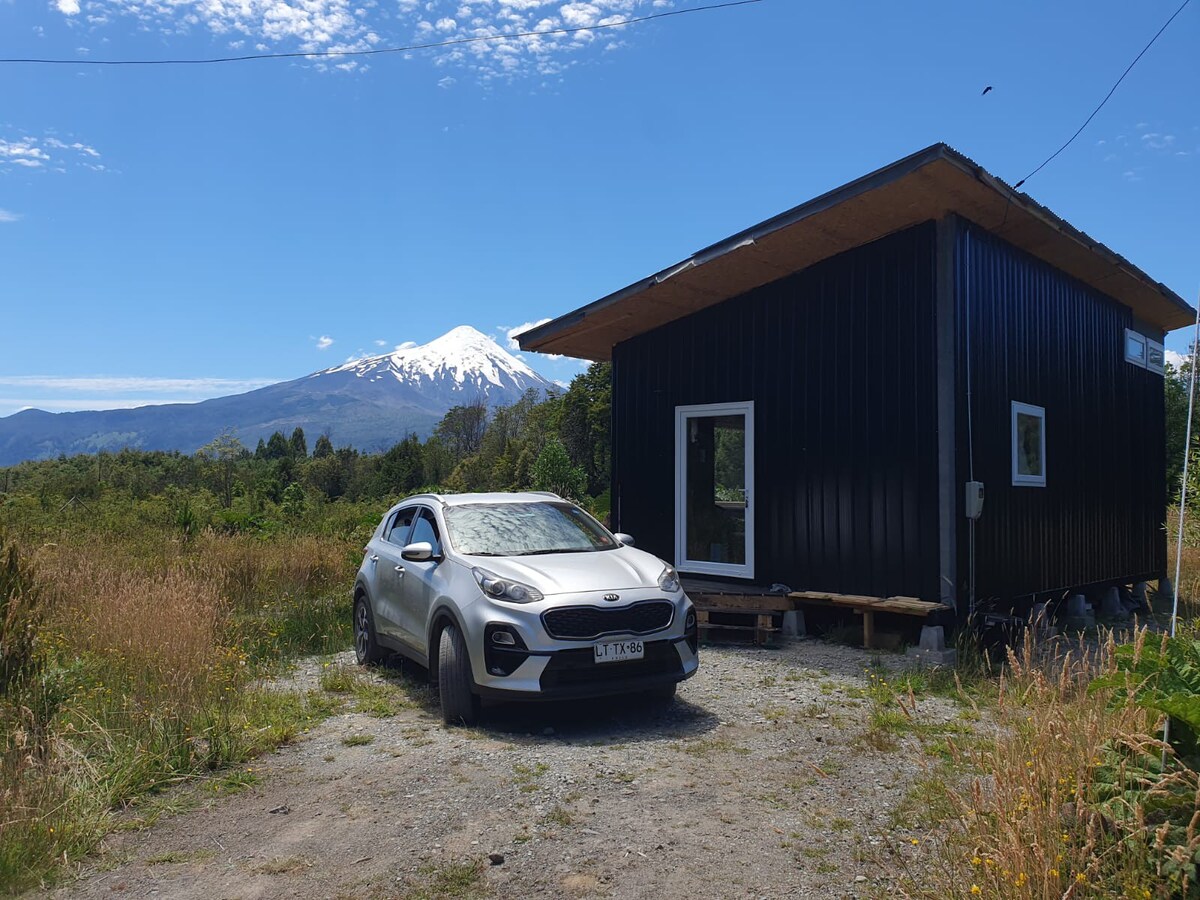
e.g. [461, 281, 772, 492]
[910, 838, 919, 845]
[1049, 869, 1059, 878]
[1075, 873, 1087, 884]
[971, 857, 982, 866]
[970, 887, 981, 896]
[1015, 873, 1027, 887]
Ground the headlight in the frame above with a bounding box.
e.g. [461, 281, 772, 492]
[658, 564, 682, 593]
[472, 567, 544, 604]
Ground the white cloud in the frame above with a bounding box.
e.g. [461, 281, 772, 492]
[0, 134, 102, 173]
[373, 339, 387, 347]
[47, 0, 677, 81]
[0, 375, 278, 393]
[315, 335, 334, 350]
[504, 318, 551, 350]
[395, 341, 418, 351]
[1166, 350, 1187, 369]
[0, 209, 21, 223]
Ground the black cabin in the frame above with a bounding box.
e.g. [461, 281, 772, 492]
[520, 144, 1194, 617]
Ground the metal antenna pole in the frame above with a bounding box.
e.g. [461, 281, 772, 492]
[1165, 290, 1200, 765]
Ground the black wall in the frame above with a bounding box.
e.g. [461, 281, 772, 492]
[612, 223, 940, 599]
[955, 222, 1167, 600]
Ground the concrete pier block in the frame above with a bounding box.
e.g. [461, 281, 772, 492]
[1064, 593, 1096, 629]
[781, 609, 806, 638]
[1098, 586, 1128, 620]
[1030, 602, 1059, 639]
[905, 625, 957, 667]
[1130, 581, 1150, 613]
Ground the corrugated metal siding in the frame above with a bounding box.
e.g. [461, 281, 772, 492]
[956, 223, 1167, 600]
[612, 223, 940, 599]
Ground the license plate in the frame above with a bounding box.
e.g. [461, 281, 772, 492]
[593, 639, 644, 664]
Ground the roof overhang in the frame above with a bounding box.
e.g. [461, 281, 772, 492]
[519, 143, 1194, 361]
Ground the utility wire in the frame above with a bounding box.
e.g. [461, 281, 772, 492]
[0, 0, 763, 66]
[1013, 0, 1191, 189]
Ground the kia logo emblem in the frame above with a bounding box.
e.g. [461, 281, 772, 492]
[603, 593, 620, 602]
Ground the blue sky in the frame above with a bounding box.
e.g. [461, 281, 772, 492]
[1, 0, 1197, 416]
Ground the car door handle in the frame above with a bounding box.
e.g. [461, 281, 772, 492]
[394, 565, 405, 574]
[370, 555, 379, 563]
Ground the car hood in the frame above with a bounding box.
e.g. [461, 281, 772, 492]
[464, 546, 667, 595]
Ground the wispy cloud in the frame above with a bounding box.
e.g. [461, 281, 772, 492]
[0, 209, 20, 223]
[503, 319, 552, 351]
[0, 133, 103, 173]
[49, 0, 676, 80]
[315, 335, 334, 350]
[395, 341, 417, 351]
[373, 339, 387, 347]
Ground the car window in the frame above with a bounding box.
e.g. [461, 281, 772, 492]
[409, 509, 442, 556]
[385, 507, 416, 547]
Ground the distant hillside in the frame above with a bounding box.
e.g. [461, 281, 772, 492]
[0, 326, 555, 465]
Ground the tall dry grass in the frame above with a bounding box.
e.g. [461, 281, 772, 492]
[0, 527, 355, 891]
[918, 629, 1200, 899]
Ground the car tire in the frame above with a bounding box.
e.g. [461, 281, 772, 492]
[354, 595, 386, 666]
[438, 624, 480, 726]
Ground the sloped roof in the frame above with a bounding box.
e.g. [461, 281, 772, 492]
[519, 143, 1194, 361]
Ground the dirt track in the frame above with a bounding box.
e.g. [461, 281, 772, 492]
[45, 641, 967, 899]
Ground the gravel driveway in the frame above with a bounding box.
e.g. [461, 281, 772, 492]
[46, 640, 969, 900]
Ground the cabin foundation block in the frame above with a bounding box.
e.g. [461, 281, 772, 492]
[1098, 586, 1127, 620]
[1064, 593, 1096, 629]
[781, 609, 806, 638]
[905, 625, 957, 667]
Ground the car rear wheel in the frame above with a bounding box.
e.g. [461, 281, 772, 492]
[354, 595, 386, 666]
[438, 624, 481, 726]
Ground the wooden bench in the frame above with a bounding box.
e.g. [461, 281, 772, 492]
[689, 592, 793, 646]
[788, 591, 951, 649]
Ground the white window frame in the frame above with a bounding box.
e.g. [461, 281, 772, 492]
[1146, 339, 1166, 375]
[1125, 328, 1147, 368]
[1011, 401, 1047, 488]
[674, 401, 755, 579]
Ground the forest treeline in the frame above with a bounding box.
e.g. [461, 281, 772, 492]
[0, 362, 612, 531]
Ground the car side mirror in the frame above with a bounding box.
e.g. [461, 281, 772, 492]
[613, 533, 635, 547]
[402, 541, 436, 562]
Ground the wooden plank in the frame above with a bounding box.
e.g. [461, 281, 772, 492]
[862, 610, 875, 649]
[691, 594, 794, 613]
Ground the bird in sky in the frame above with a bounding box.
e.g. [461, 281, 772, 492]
[981, 85, 993, 95]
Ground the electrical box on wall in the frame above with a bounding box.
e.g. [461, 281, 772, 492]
[965, 481, 985, 519]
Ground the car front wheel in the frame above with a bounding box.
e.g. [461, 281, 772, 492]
[438, 623, 481, 726]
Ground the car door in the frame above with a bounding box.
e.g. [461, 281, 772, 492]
[370, 506, 416, 639]
[395, 507, 446, 652]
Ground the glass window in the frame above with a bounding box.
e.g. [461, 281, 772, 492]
[444, 502, 617, 557]
[386, 507, 416, 546]
[409, 509, 442, 556]
[1125, 329, 1147, 367]
[1146, 340, 1165, 375]
[1011, 402, 1046, 487]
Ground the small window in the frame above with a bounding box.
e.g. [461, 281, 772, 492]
[1146, 340, 1165, 375]
[1012, 402, 1046, 487]
[1125, 329, 1147, 367]
[409, 509, 442, 556]
[386, 507, 416, 546]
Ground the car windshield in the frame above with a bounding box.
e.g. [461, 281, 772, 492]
[443, 501, 618, 557]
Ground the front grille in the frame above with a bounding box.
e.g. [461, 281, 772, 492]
[542, 600, 674, 640]
[539, 640, 682, 691]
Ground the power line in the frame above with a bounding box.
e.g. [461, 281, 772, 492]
[0, 0, 764, 67]
[1013, 0, 1191, 189]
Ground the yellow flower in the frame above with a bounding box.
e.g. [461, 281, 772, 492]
[970, 887, 981, 896]
[971, 857, 982, 866]
[1076, 873, 1087, 884]
[1049, 869, 1059, 878]
[1015, 873, 1027, 887]
[910, 838, 919, 845]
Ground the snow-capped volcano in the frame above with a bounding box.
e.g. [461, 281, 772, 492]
[0, 326, 558, 464]
[320, 326, 550, 405]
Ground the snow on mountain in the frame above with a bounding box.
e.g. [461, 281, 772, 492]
[321, 325, 549, 401]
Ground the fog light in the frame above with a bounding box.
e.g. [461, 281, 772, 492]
[685, 610, 697, 629]
[492, 631, 516, 646]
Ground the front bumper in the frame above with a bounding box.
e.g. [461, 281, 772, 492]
[464, 590, 699, 700]
[475, 636, 698, 701]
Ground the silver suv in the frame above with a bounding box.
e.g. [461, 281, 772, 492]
[352, 492, 699, 724]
